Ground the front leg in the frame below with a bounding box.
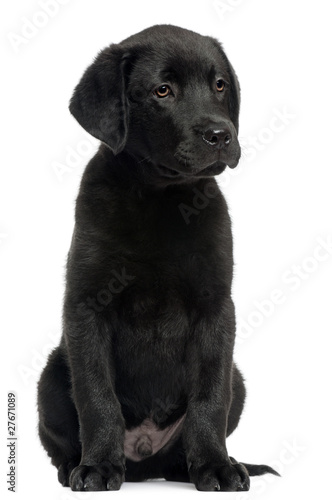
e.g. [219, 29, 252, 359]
[64, 313, 125, 491]
[183, 297, 250, 492]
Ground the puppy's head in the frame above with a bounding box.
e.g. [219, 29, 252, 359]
[70, 25, 241, 181]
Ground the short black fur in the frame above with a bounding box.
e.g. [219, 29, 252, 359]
[38, 25, 279, 492]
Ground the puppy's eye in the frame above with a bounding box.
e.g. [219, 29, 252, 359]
[216, 79, 225, 92]
[155, 85, 172, 98]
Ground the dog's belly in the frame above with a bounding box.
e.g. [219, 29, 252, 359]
[124, 413, 186, 461]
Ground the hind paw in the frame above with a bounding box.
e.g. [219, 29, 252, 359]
[58, 460, 79, 487]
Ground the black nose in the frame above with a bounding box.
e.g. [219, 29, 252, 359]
[202, 128, 232, 148]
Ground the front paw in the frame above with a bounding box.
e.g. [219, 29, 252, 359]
[69, 461, 124, 491]
[191, 461, 250, 492]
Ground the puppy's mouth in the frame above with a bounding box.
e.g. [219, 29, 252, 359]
[195, 161, 228, 177]
[166, 148, 240, 179]
[157, 160, 237, 179]
[156, 164, 183, 178]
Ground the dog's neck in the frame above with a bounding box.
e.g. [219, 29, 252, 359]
[98, 144, 213, 193]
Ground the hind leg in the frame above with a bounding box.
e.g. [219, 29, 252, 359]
[37, 343, 81, 486]
[162, 437, 190, 482]
[227, 363, 246, 437]
[227, 366, 279, 478]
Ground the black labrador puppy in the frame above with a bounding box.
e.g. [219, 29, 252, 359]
[38, 25, 278, 492]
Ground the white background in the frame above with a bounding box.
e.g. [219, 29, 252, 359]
[1, 0, 332, 498]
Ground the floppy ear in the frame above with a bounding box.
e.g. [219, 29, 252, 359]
[226, 59, 241, 134]
[69, 45, 129, 155]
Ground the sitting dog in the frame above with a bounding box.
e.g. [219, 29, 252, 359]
[38, 24, 279, 491]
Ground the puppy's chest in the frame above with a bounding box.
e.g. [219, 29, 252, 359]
[115, 187, 219, 252]
[107, 191, 231, 323]
[115, 251, 227, 326]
